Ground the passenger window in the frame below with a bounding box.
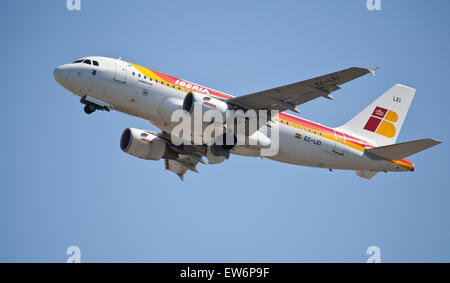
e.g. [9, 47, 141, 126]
[178, 87, 181, 90]
[83, 59, 91, 65]
[138, 74, 141, 77]
[132, 72, 135, 76]
[155, 80, 158, 83]
[161, 81, 164, 85]
[93, 61, 99, 66]
[167, 83, 170, 86]
[144, 76, 147, 79]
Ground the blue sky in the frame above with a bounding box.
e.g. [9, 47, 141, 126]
[0, 0, 449, 262]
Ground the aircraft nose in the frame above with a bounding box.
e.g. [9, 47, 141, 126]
[53, 66, 67, 85]
[53, 64, 74, 86]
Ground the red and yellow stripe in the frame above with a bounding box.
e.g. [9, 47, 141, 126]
[129, 61, 414, 171]
[276, 113, 414, 171]
[128, 62, 231, 99]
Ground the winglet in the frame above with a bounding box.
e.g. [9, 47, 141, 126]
[367, 66, 379, 77]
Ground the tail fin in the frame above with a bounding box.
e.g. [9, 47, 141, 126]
[338, 84, 415, 146]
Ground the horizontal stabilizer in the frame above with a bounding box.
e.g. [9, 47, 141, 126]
[366, 138, 441, 160]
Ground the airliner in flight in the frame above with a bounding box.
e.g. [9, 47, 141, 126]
[54, 56, 440, 180]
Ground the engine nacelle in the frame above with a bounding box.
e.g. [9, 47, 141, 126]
[205, 133, 237, 164]
[182, 92, 229, 123]
[206, 145, 227, 164]
[120, 128, 166, 160]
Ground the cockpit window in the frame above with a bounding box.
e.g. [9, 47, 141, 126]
[83, 59, 92, 65]
[73, 59, 83, 64]
[93, 61, 99, 66]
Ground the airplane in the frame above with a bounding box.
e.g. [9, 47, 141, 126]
[53, 56, 441, 180]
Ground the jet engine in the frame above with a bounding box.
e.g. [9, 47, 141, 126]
[182, 92, 230, 123]
[205, 132, 237, 164]
[120, 128, 167, 160]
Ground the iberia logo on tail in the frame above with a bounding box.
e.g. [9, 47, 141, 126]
[363, 107, 398, 138]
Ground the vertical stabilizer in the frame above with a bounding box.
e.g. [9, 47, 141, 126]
[338, 84, 415, 146]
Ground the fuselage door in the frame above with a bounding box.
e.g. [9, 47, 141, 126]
[333, 131, 346, 155]
[114, 60, 127, 83]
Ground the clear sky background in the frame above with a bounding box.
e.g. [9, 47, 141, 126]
[0, 0, 449, 262]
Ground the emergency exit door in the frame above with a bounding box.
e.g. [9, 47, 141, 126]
[333, 131, 346, 155]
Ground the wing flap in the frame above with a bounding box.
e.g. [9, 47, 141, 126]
[165, 159, 188, 180]
[165, 154, 203, 180]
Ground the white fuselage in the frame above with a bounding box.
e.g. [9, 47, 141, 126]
[53, 56, 413, 173]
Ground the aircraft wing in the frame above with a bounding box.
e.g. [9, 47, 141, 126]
[228, 67, 378, 112]
[146, 131, 207, 180]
